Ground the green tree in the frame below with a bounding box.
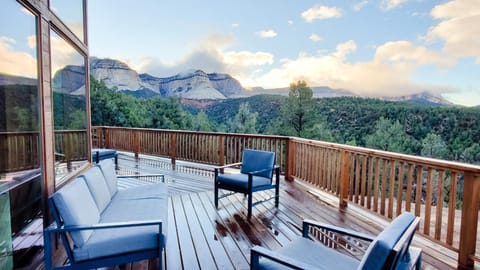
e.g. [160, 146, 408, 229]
[365, 117, 410, 153]
[421, 133, 449, 159]
[301, 122, 335, 142]
[267, 80, 316, 136]
[191, 110, 212, 132]
[461, 143, 480, 164]
[230, 102, 257, 134]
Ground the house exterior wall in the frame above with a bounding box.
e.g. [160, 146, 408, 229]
[0, 0, 90, 268]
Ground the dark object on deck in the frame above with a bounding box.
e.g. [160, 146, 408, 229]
[214, 149, 280, 219]
[43, 160, 167, 269]
[92, 148, 118, 165]
[251, 212, 422, 270]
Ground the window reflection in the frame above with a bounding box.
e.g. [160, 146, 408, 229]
[50, 31, 88, 184]
[49, 0, 85, 42]
[0, 1, 42, 268]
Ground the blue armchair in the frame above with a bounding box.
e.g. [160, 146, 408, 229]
[251, 212, 422, 270]
[214, 149, 280, 219]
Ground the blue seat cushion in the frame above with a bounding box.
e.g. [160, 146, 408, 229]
[241, 149, 275, 179]
[52, 178, 100, 247]
[82, 166, 112, 213]
[217, 173, 272, 190]
[97, 159, 118, 197]
[258, 237, 359, 270]
[358, 212, 415, 270]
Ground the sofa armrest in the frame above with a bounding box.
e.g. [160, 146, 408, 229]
[251, 245, 323, 270]
[302, 219, 374, 241]
[117, 174, 165, 183]
[45, 219, 163, 233]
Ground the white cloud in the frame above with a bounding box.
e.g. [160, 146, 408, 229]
[381, 0, 410, 10]
[50, 33, 84, 75]
[309, 34, 322, 42]
[255, 30, 278, 38]
[231, 23, 240, 28]
[224, 51, 274, 66]
[251, 40, 451, 97]
[0, 36, 37, 78]
[353, 1, 369, 11]
[426, 0, 480, 63]
[288, 20, 294, 25]
[302, 5, 343, 22]
[374, 41, 455, 66]
[140, 34, 274, 84]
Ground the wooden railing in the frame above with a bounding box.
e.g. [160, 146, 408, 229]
[0, 131, 40, 173]
[83, 126, 480, 268]
[91, 126, 289, 171]
[289, 137, 480, 269]
[0, 130, 88, 174]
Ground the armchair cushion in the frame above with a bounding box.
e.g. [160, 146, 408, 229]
[258, 237, 359, 270]
[51, 178, 100, 247]
[216, 173, 272, 190]
[98, 159, 118, 197]
[241, 149, 275, 179]
[358, 212, 416, 270]
[82, 166, 112, 213]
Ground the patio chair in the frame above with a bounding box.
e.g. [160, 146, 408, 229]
[214, 149, 280, 219]
[251, 212, 422, 270]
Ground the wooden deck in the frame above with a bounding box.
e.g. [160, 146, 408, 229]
[41, 152, 458, 269]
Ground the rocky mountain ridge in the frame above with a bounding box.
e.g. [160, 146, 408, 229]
[9, 57, 455, 106]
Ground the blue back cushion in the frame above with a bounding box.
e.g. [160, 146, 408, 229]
[358, 212, 415, 270]
[82, 166, 112, 213]
[241, 149, 275, 179]
[97, 159, 118, 197]
[52, 178, 100, 247]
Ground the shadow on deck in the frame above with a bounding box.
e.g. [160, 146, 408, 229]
[42, 152, 455, 270]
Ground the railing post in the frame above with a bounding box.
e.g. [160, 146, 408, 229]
[339, 150, 351, 208]
[170, 132, 177, 170]
[133, 129, 140, 159]
[285, 138, 295, 181]
[105, 128, 111, 149]
[218, 135, 225, 166]
[458, 171, 480, 269]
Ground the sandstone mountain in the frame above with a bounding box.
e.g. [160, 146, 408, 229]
[48, 57, 454, 106]
[90, 58, 248, 99]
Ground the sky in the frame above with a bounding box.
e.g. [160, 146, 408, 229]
[1, 0, 478, 106]
[87, 0, 480, 106]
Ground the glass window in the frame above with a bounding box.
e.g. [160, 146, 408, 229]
[0, 1, 41, 269]
[49, 0, 85, 42]
[50, 30, 89, 185]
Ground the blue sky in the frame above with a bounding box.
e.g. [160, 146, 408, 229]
[2, 0, 477, 106]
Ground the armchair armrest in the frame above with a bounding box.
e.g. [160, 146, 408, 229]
[45, 219, 163, 234]
[215, 162, 242, 170]
[251, 245, 325, 270]
[247, 165, 279, 176]
[302, 219, 374, 242]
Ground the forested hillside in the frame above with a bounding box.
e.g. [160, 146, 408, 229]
[90, 77, 480, 165]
